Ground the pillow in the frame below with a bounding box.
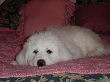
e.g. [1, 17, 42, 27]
[17, 0, 75, 37]
[74, 3, 110, 34]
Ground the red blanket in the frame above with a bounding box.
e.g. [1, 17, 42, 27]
[0, 28, 110, 78]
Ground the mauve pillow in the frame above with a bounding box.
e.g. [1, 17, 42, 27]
[17, 0, 75, 37]
[74, 3, 110, 34]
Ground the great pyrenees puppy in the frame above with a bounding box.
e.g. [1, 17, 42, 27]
[11, 26, 110, 67]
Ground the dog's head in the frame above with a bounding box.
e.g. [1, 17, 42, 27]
[17, 32, 73, 67]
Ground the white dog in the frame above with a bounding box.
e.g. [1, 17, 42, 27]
[11, 26, 110, 66]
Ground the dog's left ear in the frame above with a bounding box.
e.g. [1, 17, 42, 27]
[14, 42, 29, 65]
[10, 48, 27, 65]
[10, 41, 29, 65]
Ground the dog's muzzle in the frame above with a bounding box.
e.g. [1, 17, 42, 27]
[37, 59, 46, 67]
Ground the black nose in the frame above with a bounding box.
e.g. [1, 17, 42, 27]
[37, 59, 46, 67]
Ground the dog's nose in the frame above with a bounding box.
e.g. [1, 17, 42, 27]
[37, 59, 46, 67]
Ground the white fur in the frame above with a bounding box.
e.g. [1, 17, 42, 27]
[11, 26, 110, 66]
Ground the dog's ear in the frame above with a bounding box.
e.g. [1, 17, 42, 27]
[15, 43, 28, 65]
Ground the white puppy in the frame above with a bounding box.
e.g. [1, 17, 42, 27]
[11, 26, 110, 66]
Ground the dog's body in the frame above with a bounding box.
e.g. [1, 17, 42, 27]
[11, 26, 110, 66]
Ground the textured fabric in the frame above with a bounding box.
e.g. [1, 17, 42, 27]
[1, 73, 110, 82]
[0, 0, 30, 30]
[0, 28, 24, 64]
[74, 3, 110, 34]
[18, 0, 75, 37]
[0, 29, 110, 78]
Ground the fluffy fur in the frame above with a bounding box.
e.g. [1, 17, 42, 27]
[11, 26, 110, 66]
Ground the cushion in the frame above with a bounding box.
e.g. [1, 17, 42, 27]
[74, 3, 110, 34]
[17, 0, 75, 37]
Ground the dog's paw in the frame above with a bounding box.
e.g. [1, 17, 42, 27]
[10, 61, 18, 65]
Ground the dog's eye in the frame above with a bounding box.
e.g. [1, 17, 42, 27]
[33, 50, 38, 54]
[47, 50, 53, 54]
